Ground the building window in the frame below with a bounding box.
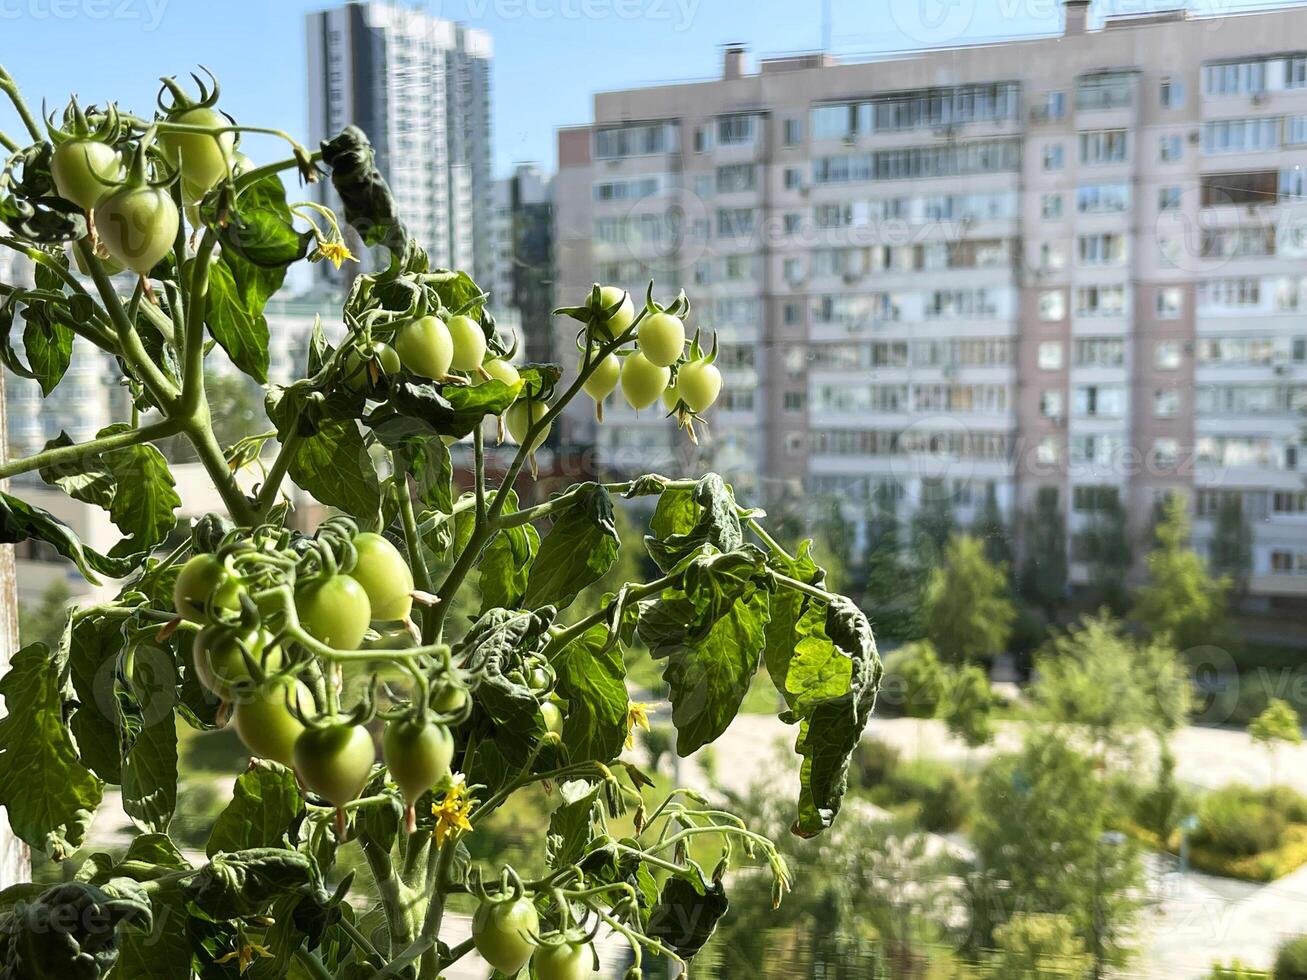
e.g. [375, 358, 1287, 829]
[1073, 385, 1125, 418]
[1040, 390, 1064, 418]
[1077, 182, 1130, 213]
[1078, 129, 1128, 165]
[1154, 389, 1180, 418]
[783, 213, 802, 235]
[783, 118, 802, 146]
[1156, 287, 1183, 319]
[1154, 340, 1182, 370]
[1041, 194, 1063, 219]
[694, 175, 713, 198]
[1153, 438, 1180, 468]
[783, 167, 802, 190]
[1202, 118, 1279, 154]
[783, 391, 804, 413]
[1159, 134, 1183, 162]
[717, 114, 756, 146]
[1160, 77, 1185, 108]
[1043, 143, 1065, 171]
[785, 432, 804, 456]
[1077, 233, 1127, 266]
[1039, 242, 1067, 272]
[1158, 186, 1181, 211]
[1203, 60, 1268, 97]
[783, 302, 801, 325]
[1039, 290, 1066, 322]
[1044, 91, 1066, 120]
[1038, 341, 1064, 370]
[1037, 437, 1062, 465]
[1074, 337, 1126, 367]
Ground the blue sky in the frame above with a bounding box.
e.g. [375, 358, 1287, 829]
[0, 0, 1302, 176]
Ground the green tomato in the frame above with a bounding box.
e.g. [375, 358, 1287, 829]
[532, 941, 594, 980]
[342, 342, 402, 394]
[296, 575, 372, 650]
[637, 312, 685, 368]
[192, 626, 284, 701]
[173, 553, 240, 622]
[382, 719, 454, 806]
[94, 184, 179, 274]
[472, 897, 539, 975]
[433, 684, 469, 714]
[348, 532, 414, 622]
[527, 666, 552, 693]
[232, 676, 311, 767]
[394, 316, 454, 379]
[481, 358, 520, 387]
[51, 140, 120, 210]
[593, 285, 634, 339]
[581, 352, 621, 403]
[447, 314, 488, 372]
[540, 700, 564, 736]
[293, 723, 376, 807]
[159, 106, 235, 194]
[505, 400, 551, 451]
[676, 359, 723, 413]
[662, 381, 681, 412]
[620, 351, 670, 410]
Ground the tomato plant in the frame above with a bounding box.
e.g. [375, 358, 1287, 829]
[0, 65, 880, 980]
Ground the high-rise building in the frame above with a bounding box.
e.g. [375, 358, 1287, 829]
[490, 164, 555, 365]
[306, 1, 493, 283]
[554, 2, 1307, 606]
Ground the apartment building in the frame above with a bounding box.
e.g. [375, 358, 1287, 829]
[306, 2, 494, 285]
[553, 1, 1307, 604]
[489, 164, 556, 365]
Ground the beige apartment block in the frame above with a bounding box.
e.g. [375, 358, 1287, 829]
[554, 0, 1307, 605]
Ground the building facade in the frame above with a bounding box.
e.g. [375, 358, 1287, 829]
[490, 164, 555, 365]
[553, 2, 1307, 605]
[306, 1, 493, 284]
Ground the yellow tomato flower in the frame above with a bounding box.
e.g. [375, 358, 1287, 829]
[626, 701, 653, 750]
[432, 774, 476, 846]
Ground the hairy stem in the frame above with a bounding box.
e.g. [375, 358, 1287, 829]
[0, 418, 179, 479]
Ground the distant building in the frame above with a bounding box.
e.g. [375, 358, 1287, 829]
[306, 1, 493, 284]
[490, 164, 555, 365]
[553, 1, 1307, 606]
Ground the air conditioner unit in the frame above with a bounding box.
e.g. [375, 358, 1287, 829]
[1187, 129, 1201, 144]
[1030, 107, 1050, 124]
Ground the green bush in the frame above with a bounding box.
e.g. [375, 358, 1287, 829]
[1275, 935, 1307, 980]
[870, 759, 971, 833]
[1265, 786, 1307, 823]
[1208, 960, 1269, 979]
[853, 737, 901, 789]
[1194, 785, 1287, 857]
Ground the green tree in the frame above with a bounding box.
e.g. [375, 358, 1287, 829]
[971, 483, 1012, 568]
[1018, 487, 1067, 617]
[1080, 490, 1130, 615]
[973, 738, 1142, 969]
[861, 490, 919, 641]
[1249, 698, 1303, 785]
[17, 579, 72, 649]
[941, 663, 996, 749]
[1031, 613, 1190, 761]
[986, 913, 1092, 980]
[815, 495, 856, 595]
[910, 480, 955, 568]
[920, 534, 1015, 663]
[1209, 493, 1253, 593]
[883, 641, 945, 720]
[1275, 935, 1307, 980]
[1133, 493, 1230, 650]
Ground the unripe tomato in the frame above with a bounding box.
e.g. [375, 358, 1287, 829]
[447, 314, 487, 372]
[581, 353, 620, 403]
[676, 359, 723, 413]
[342, 342, 401, 394]
[293, 723, 376, 807]
[232, 676, 312, 767]
[540, 700, 564, 736]
[593, 286, 634, 339]
[527, 666, 552, 693]
[637, 312, 685, 367]
[394, 316, 454, 379]
[192, 626, 284, 701]
[433, 684, 469, 714]
[173, 553, 240, 622]
[472, 897, 539, 975]
[94, 184, 179, 274]
[51, 140, 121, 210]
[532, 941, 594, 980]
[505, 400, 550, 451]
[481, 358, 520, 387]
[620, 351, 670, 410]
[382, 719, 454, 805]
[159, 106, 235, 194]
[349, 532, 414, 622]
[296, 575, 372, 649]
[662, 381, 681, 412]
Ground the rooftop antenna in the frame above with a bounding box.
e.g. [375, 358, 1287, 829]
[822, 0, 832, 51]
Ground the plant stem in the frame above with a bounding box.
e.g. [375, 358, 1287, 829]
[358, 830, 413, 954]
[182, 413, 258, 526]
[252, 428, 300, 519]
[472, 425, 487, 528]
[416, 840, 457, 980]
[0, 418, 179, 479]
[0, 66, 43, 141]
[0, 128, 17, 153]
[292, 949, 335, 980]
[181, 231, 217, 415]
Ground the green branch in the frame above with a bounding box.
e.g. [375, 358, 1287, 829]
[0, 65, 43, 141]
[0, 418, 180, 480]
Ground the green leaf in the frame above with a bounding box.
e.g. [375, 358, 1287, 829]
[552, 624, 628, 764]
[210, 173, 313, 269]
[0, 643, 104, 859]
[67, 613, 126, 782]
[121, 705, 178, 835]
[645, 474, 742, 573]
[98, 423, 181, 556]
[365, 379, 520, 445]
[522, 484, 619, 611]
[37, 432, 117, 508]
[200, 250, 281, 384]
[184, 848, 319, 920]
[426, 268, 485, 319]
[646, 875, 729, 959]
[109, 888, 191, 980]
[406, 438, 453, 514]
[21, 301, 74, 395]
[478, 491, 538, 613]
[284, 418, 381, 519]
[208, 761, 304, 857]
[0, 489, 141, 582]
[547, 779, 602, 868]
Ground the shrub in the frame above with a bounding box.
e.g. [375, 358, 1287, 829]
[1208, 960, 1270, 979]
[1276, 935, 1307, 980]
[1265, 786, 1307, 823]
[871, 759, 971, 833]
[854, 737, 901, 789]
[1194, 785, 1287, 857]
